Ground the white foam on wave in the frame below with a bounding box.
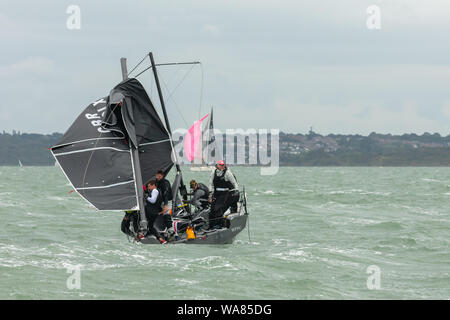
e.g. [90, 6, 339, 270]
[175, 279, 200, 286]
[421, 178, 444, 183]
[328, 217, 379, 226]
[181, 256, 239, 271]
[327, 189, 391, 196]
[272, 238, 290, 246]
[271, 248, 313, 263]
[47, 196, 67, 201]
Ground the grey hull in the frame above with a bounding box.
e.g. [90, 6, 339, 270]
[140, 212, 248, 245]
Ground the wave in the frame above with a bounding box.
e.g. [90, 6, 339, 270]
[327, 189, 391, 196]
[366, 221, 403, 230]
[378, 237, 417, 247]
[421, 178, 445, 183]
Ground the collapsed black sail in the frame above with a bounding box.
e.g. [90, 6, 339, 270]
[110, 78, 174, 182]
[51, 78, 173, 211]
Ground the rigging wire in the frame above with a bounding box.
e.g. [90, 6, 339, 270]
[166, 63, 197, 102]
[131, 59, 202, 127]
[132, 61, 200, 79]
[198, 63, 204, 121]
[127, 54, 149, 78]
[133, 65, 152, 78]
[159, 73, 190, 128]
[166, 63, 184, 88]
[158, 63, 198, 129]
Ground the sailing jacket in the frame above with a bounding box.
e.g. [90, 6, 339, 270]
[145, 188, 163, 215]
[192, 183, 210, 208]
[157, 178, 172, 206]
[209, 167, 238, 193]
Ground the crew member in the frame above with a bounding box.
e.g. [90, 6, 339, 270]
[144, 180, 166, 244]
[208, 160, 239, 229]
[189, 179, 210, 212]
[121, 210, 139, 237]
[155, 169, 173, 230]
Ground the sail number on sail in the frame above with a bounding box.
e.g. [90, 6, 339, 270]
[85, 98, 110, 133]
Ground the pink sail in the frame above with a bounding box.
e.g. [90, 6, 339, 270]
[184, 114, 209, 162]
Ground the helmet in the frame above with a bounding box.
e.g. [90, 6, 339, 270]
[189, 180, 197, 189]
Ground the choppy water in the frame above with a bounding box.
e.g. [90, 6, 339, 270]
[0, 166, 449, 299]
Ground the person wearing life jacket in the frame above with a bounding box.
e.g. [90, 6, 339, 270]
[207, 160, 239, 229]
[189, 179, 210, 211]
[121, 210, 139, 238]
[155, 169, 173, 231]
[144, 180, 167, 244]
[155, 169, 173, 213]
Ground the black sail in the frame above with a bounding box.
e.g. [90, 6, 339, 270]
[110, 78, 174, 183]
[51, 78, 174, 211]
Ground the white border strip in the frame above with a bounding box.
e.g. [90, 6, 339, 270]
[76, 180, 135, 190]
[54, 146, 130, 157]
[52, 136, 124, 149]
[138, 138, 171, 147]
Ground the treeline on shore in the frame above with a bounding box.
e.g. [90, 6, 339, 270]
[0, 132, 62, 166]
[0, 131, 449, 166]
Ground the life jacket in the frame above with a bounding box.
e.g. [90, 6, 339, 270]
[146, 188, 163, 215]
[213, 167, 235, 191]
[196, 183, 210, 198]
[157, 178, 173, 202]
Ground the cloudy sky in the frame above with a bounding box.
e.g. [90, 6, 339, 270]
[1, 0, 450, 135]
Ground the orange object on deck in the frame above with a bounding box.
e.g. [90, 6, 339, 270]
[186, 226, 196, 239]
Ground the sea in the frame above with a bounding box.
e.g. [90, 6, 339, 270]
[0, 166, 449, 299]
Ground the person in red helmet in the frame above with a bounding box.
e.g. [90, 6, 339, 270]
[207, 160, 239, 229]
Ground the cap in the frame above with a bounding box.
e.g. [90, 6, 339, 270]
[217, 160, 225, 166]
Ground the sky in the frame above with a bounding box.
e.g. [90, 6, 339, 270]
[1, 0, 450, 135]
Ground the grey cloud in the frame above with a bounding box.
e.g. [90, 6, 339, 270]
[0, 0, 449, 135]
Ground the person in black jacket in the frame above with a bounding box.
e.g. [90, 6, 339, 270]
[207, 160, 240, 229]
[121, 210, 139, 237]
[144, 180, 166, 244]
[155, 169, 173, 230]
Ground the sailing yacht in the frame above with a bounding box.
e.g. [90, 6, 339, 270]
[50, 52, 248, 245]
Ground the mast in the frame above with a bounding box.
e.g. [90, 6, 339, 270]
[148, 52, 188, 207]
[120, 58, 128, 81]
[121, 57, 148, 232]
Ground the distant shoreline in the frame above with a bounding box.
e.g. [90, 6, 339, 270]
[1, 131, 449, 166]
